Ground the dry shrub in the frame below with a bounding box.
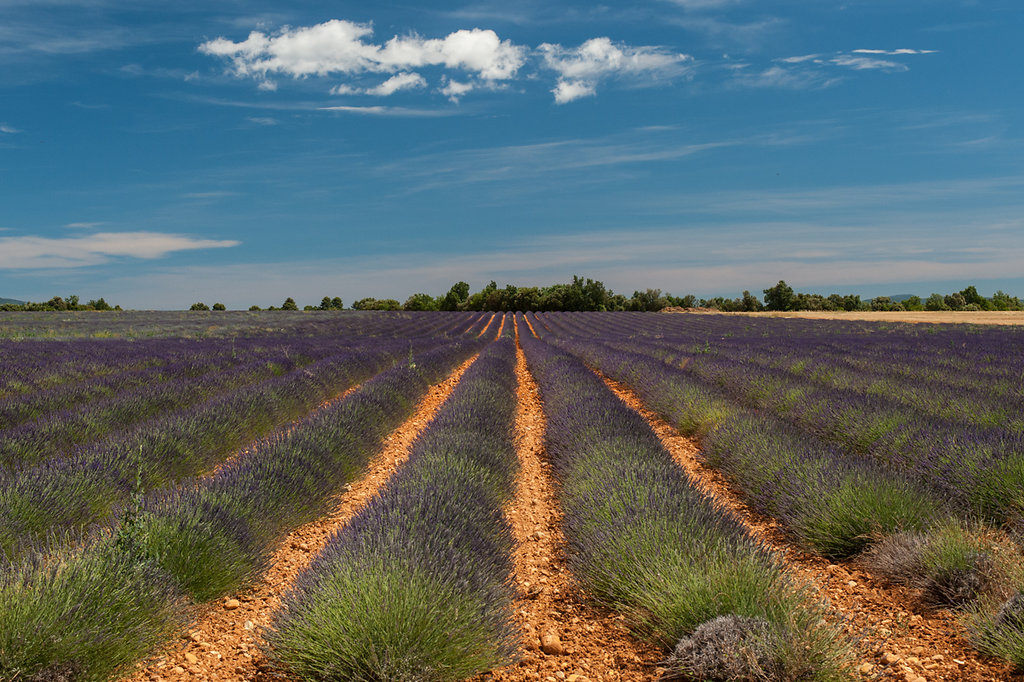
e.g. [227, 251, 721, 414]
[861, 521, 1018, 609]
[662, 614, 786, 681]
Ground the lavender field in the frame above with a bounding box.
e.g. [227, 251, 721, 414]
[1, 311, 1023, 681]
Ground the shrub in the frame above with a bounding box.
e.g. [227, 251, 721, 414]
[664, 614, 787, 681]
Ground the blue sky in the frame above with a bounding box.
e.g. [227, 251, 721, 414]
[1, 0, 1022, 308]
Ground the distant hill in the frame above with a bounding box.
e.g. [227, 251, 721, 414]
[0, 297, 25, 305]
[889, 294, 919, 303]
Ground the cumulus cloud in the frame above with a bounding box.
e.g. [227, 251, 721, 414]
[439, 78, 475, 102]
[0, 232, 240, 269]
[200, 20, 526, 92]
[200, 21, 694, 104]
[539, 37, 692, 102]
[552, 79, 596, 104]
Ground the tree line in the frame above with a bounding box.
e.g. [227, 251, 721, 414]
[221, 278, 1024, 313]
[0, 295, 119, 312]
[5, 279, 1022, 313]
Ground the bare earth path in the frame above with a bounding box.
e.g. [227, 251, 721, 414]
[597, 371, 1019, 682]
[484, 321, 662, 682]
[124, 353, 482, 682]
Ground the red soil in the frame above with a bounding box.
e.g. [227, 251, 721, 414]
[482, 323, 663, 682]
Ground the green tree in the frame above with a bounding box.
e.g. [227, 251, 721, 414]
[249, 305, 262, 311]
[959, 285, 987, 308]
[190, 302, 210, 311]
[212, 302, 226, 311]
[925, 292, 946, 311]
[629, 288, 668, 312]
[741, 290, 763, 312]
[403, 293, 439, 311]
[903, 295, 924, 311]
[440, 281, 471, 311]
[763, 280, 795, 311]
[281, 297, 299, 311]
[87, 297, 112, 311]
[944, 293, 967, 311]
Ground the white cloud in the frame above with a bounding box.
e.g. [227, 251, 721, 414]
[246, 116, 279, 125]
[318, 104, 455, 117]
[65, 221, 104, 229]
[539, 37, 690, 80]
[663, 0, 742, 8]
[439, 78, 475, 102]
[552, 79, 595, 104]
[331, 71, 427, 96]
[366, 72, 426, 96]
[539, 37, 692, 102]
[199, 20, 526, 90]
[778, 54, 821, 64]
[257, 80, 278, 91]
[831, 54, 907, 71]
[0, 232, 240, 269]
[732, 65, 837, 90]
[853, 48, 937, 55]
[0, 124, 21, 134]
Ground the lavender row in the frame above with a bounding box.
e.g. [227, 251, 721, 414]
[0, 329, 491, 681]
[0, 307, 467, 343]
[555, 311, 1024, 407]
[0, 307, 498, 551]
[541, 312, 1024, 523]
[518, 320, 847, 679]
[0, 309, 471, 398]
[0, 341, 409, 559]
[534, 320, 934, 559]
[265, 331, 519, 680]
[0, 350, 309, 469]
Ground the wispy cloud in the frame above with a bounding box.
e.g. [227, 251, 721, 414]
[852, 48, 937, 55]
[181, 191, 238, 199]
[318, 104, 459, 117]
[831, 54, 907, 72]
[733, 48, 936, 89]
[245, 116, 278, 125]
[97, 214, 1024, 308]
[0, 232, 240, 269]
[372, 127, 802, 194]
[331, 71, 427, 96]
[0, 123, 21, 133]
[64, 221, 104, 228]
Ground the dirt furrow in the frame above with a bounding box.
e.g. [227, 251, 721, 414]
[485, 321, 662, 682]
[477, 312, 499, 338]
[596, 371, 1017, 682]
[124, 353, 482, 682]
